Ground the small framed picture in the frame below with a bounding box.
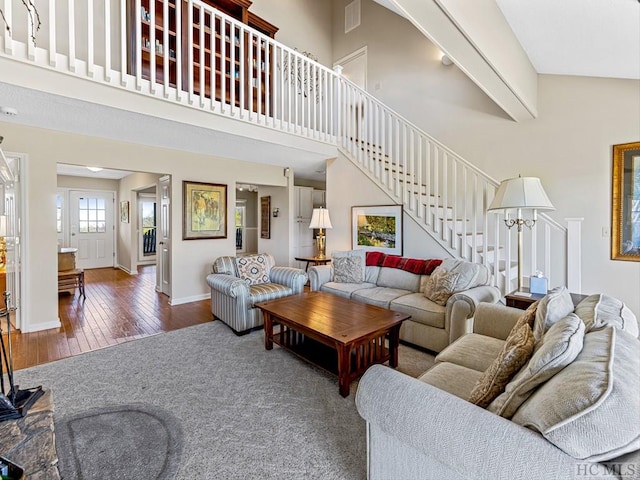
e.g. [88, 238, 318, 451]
[120, 201, 130, 223]
[260, 196, 271, 239]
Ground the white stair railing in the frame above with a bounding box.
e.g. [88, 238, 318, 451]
[335, 76, 568, 291]
[0, 0, 571, 293]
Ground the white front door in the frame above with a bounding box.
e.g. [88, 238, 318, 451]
[69, 190, 115, 269]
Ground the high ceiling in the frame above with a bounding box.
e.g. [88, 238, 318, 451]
[376, 0, 640, 80]
[495, 0, 640, 80]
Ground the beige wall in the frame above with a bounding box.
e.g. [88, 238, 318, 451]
[331, 0, 640, 315]
[57, 175, 119, 191]
[250, 0, 333, 67]
[257, 184, 291, 266]
[2, 122, 288, 331]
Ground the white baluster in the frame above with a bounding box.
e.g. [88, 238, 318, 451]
[3, 0, 12, 54]
[68, 0, 75, 71]
[238, 25, 244, 117]
[219, 17, 225, 113]
[187, 0, 194, 104]
[163, 0, 170, 97]
[209, 13, 215, 110]
[199, 6, 205, 107]
[175, 0, 183, 100]
[86, 0, 94, 76]
[149, 0, 156, 93]
[120, 0, 127, 85]
[104, 0, 111, 81]
[49, 0, 56, 65]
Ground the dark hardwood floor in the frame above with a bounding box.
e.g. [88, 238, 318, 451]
[6, 265, 212, 371]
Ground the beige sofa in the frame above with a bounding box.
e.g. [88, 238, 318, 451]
[356, 291, 640, 479]
[309, 256, 501, 352]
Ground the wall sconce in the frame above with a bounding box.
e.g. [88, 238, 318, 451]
[273, 208, 280, 218]
[441, 54, 453, 66]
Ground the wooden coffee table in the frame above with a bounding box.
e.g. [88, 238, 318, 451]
[257, 291, 410, 397]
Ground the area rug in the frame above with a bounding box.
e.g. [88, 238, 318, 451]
[15, 321, 435, 479]
[55, 404, 183, 480]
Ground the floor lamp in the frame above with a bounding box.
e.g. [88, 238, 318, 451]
[488, 176, 554, 293]
[309, 207, 332, 259]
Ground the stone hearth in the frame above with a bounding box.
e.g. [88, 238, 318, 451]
[0, 389, 60, 479]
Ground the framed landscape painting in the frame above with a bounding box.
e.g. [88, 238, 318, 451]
[183, 181, 227, 240]
[351, 205, 403, 255]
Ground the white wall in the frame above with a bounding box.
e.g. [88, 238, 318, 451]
[2, 122, 288, 331]
[331, 0, 640, 315]
[250, 0, 333, 67]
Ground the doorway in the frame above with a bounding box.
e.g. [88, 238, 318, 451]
[137, 190, 157, 265]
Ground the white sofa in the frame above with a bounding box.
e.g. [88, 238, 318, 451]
[356, 292, 640, 479]
[309, 256, 501, 352]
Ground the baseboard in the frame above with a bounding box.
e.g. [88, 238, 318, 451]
[116, 265, 138, 275]
[21, 318, 62, 333]
[169, 293, 209, 306]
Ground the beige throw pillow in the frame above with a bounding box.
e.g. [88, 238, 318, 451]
[514, 300, 539, 330]
[423, 260, 491, 306]
[532, 286, 575, 343]
[574, 294, 639, 338]
[332, 250, 366, 283]
[423, 267, 460, 306]
[512, 327, 640, 462]
[468, 322, 535, 408]
[488, 313, 585, 418]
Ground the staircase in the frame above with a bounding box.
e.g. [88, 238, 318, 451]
[332, 77, 569, 293]
[0, 0, 573, 294]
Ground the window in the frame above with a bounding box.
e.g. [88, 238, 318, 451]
[78, 197, 106, 233]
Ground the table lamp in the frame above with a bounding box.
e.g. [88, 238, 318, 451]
[309, 208, 332, 259]
[488, 176, 554, 292]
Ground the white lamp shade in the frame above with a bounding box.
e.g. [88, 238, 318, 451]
[309, 208, 333, 229]
[0, 215, 6, 237]
[488, 176, 554, 211]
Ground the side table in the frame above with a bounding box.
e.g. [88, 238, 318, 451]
[294, 256, 332, 272]
[505, 287, 588, 310]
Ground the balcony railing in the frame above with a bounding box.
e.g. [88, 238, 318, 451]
[0, 0, 579, 293]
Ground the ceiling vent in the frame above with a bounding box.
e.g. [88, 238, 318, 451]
[345, 0, 361, 34]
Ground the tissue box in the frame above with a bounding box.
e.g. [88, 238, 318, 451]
[529, 276, 548, 295]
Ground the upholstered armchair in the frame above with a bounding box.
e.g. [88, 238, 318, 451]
[206, 253, 307, 334]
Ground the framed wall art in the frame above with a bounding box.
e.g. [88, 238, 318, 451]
[183, 181, 227, 240]
[120, 201, 129, 223]
[351, 205, 403, 256]
[612, 141, 640, 261]
[260, 196, 271, 239]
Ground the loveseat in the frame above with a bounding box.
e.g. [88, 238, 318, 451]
[356, 289, 640, 479]
[308, 252, 501, 352]
[206, 253, 307, 334]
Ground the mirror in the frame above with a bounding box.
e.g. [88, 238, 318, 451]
[612, 141, 640, 261]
